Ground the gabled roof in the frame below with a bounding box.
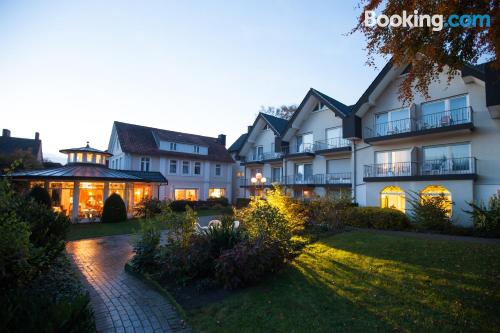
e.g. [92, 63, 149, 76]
[281, 88, 351, 138]
[0, 136, 42, 158]
[228, 133, 248, 153]
[260, 113, 289, 136]
[113, 121, 234, 163]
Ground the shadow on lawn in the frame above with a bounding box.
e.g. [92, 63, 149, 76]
[293, 233, 500, 332]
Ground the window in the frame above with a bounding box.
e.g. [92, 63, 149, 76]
[215, 164, 222, 176]
[421, 185, 452, 217]
[375, 149, 412, 176]
[194, 162, 201, 175]
[76, 153, 83, 162]
[375, 108, 410, 136]
[194, 145, 200, 153]
[174, 189, 198, 201]
[263, 124, 270, 130]
[96, 154, 102, 164]
[182, 161, 190, 175]
[380, 186, 406, 212]
[294, 163, 313, 183]
[169, 142, 177, 151]
[69, 153, 75, 162]
[119, 157, 122, 169]
[209, 188, 225, 198]
[422, 143, 471, 174]
[296, 133, 313, 152]
[86, 153, 93, 163]
[421, 95, 469, 128]
[312, 101, 325, 112]
[272, 167, 282, 182]
[253, 146, 263, 160]
[169, 160, 177, 174]
[140, 157, 150, 172]
[325, 127, 344, 148]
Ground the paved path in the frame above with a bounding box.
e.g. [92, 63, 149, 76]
[66, 235, 189, 333]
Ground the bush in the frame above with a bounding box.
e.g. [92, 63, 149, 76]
[207, 197, 229, 207]
[466, 194, 500, 237]
[28, 185, 51, 208]
[408, 192, 452, 231]
[306, 194, 354, 231]
[215, 238, 286, 289]
[201, 215, 244, 255]
[345, 207, 410, 230]
[134, 198, 163, 218]
[169, 200, 197, 212]
[101, 193, 127, 223]
[130, 219, 162, 273]
[266, 186, 308, 234]
[235, 198, 251, 208]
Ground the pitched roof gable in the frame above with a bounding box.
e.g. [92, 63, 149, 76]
[228, 133, 248, 153]
[260, 113, 289, 136]
[113, 121, 234, 163]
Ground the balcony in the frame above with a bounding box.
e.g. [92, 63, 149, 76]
[242, 151, 283, 165]
[313, 137, 351, 154]
[282, 143, 315, 158]
[239, 176, 282, 187]
[363, 157, 477, 181]
[284, 172, 351, 186]
[364, 107, 474, 143]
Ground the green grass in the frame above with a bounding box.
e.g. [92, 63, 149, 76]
[66, 208, 228, 241]
[189, 231, 500, 333]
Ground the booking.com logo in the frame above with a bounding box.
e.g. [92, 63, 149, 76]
[365, 10, 491, 32]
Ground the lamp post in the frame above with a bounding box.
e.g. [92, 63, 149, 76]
[250, 172, 267, 198]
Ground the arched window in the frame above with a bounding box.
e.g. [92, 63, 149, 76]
[421, 185, 452, 217]
[380, 186, 406, 212]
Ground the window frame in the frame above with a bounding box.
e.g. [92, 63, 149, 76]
[169, 160, 177, 174]
[140, 157, 150, 172]
[193, 161, 202, 175]
[215, 164, 222, 176]
[182, 161, 190, 175]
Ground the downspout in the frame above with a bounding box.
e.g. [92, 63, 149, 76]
[352, 140, 357, 203]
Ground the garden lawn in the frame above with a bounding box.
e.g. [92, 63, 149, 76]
[189, 231, 500, 333]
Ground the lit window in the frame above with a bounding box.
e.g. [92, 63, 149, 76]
[215, 164, 222, 176]
[140, 157, 150, 172]
[194, 162, 201, 175]
[421, 185, 452, 217]
[69, 153, 75, 162]
[169, 160, 177, 174]
[209, 188, 225, 198]
[182, 161, 190, 175]
[76, 153, 83, 162]
[380, 186, 406, 212]
[174, 189, 198, 201]
[86, 153, 94, 163]
[96, 154, 102, 164]
[170, 142, 177, 151]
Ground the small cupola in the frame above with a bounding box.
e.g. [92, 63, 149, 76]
[60, 142, 113, 165]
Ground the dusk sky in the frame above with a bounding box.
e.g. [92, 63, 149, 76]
[0, 0, 385, 163]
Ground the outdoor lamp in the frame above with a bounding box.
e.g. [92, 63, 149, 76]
[255, 172, 263, 180]
[261, 177, 267, 183]
[251, 177, 257, 184]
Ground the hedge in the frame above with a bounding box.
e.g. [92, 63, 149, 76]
[344, 207, 410, 230]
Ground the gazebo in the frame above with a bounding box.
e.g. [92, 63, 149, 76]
[9, 143, 167, 222]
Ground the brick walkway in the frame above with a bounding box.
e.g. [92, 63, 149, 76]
[66, 235, 189, 333]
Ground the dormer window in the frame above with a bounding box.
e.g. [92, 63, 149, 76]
[263, 124, 270, 131]
[194, 145, 200, 153]
[312, 102, 325, 112]
[140, 157, 150, 172]
[170, 142, 177, 151]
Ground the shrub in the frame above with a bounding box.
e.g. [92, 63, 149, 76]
[130, 219, 162, 273]
[215, 238, 286, 289]
[235, 197, 251, 208]
[101, 193, 127, 223]
[266, 186, 308, 234]
[161, 205, 198, 249]
[466, 194, 500, 237]
[134, 198, 164, 218]
[345, 207, 410, 230]
[201, 215, 244, 255]
[207, 197, 229, 207]
[306, 194, 353, 231]
[408, 192, 452, 231]
[169, 200, 197, 212]
[28, 185, 52, 208]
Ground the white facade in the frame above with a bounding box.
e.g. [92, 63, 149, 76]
[108, 124, 233, 202]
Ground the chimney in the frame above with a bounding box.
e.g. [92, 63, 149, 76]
[35, 132, 40, 141]
[217, 134, 226, 146]
[2, 129, 10, 137]
[247, 125, 252, 133]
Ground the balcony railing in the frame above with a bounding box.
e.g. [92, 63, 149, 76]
[284, 172, 351, 185]
[364, 157, 476, 178]
[313, 137, 351, 151]
[364, 107, 473, 139]
[282, 143, 315, 155]
[246, 151, 283, 162]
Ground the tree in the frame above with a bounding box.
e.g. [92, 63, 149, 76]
[259, 105, 297, 120]
[0, 149, 42, 172]
[352, 0, 498, 103]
